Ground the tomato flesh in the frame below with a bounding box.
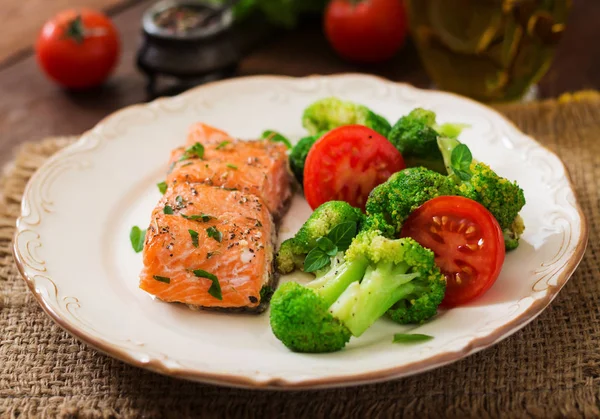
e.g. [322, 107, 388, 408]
[400, 196, 505, 307]
[303, 125, 405, 210]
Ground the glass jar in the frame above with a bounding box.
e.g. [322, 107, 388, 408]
[406, 0, 572, 102]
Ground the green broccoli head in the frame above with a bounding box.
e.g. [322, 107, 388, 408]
[331, 230, 445, 335]
[388, 108, 446, 174]
[360, 212, 396, 238]
[502, 214, 526, 251]
[270, 230, 445, 352]
[386, 280, 446, 324]
[270, 281, 352, 353]
[289, 132, 325, 185]
[365, 167, 459, 235]
[463, 162, 526, 231]
[302, 97, 391, 137]
[276, 201, 364, 274]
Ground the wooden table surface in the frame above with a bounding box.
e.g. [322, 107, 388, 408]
[1, 0, 599, 166]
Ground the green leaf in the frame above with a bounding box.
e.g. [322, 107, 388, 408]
[153, 275, 170, 284]
[316, 236, 338, 257]
[193, 269, 222, 300]
[215, 141, 230, 150]
[163, 205, 174, 215]
[182, 213, 215, 222]
[206, 226, 222, 243]
[157, 181, 168, 194]
[327, 221, 357, 251]
[188, 229, 199, 247]
[262, 130, 292, 149]
[180, 142, 205, 161]
[392, 333, 434, 344]
[450, 144, 473, 181]
[129, 226, 146, 253]
[226, 164, 238, 170]
[176, 195, 184, 206]
[304, 248, 331, 273]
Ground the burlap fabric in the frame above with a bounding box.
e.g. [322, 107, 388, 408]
[1, 93, 599, 418]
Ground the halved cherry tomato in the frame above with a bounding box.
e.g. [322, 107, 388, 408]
[400, 196, 505, 307]
[303, 125, 405, 210]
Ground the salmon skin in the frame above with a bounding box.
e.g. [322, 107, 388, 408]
[139, 182, 275, 311]
[139, 123, 291, 312]
[167, 123, 292, 219]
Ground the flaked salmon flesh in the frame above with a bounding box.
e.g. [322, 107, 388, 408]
[139, 123, 290, 310]
[167, 123, 291, 218]
[139, 182, 274, 309]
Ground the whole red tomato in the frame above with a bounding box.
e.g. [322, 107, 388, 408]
[324, 0, 407, 63]
[36, 9, 120, 89]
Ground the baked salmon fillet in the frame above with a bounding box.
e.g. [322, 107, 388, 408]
[139, 181, 275, 311]
[166, 123, 291, 218]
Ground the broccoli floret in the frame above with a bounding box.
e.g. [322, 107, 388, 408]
[360, 212, 396, 238]
[438, 137, 526, 250]
[503, 214, 525, 251]
[302, 97, 391, 137]
[276, 201, 364, 274]
[331, 231, 445, 335]
[270, 282, 353, 353]
[388, 108, 468, 174]
[389, 109, 441, 170]
[289, 132, 326, 184]
[270, 230, 444, 352]
[365, 167, 459, 234]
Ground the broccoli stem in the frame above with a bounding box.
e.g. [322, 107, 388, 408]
[437, 136, 461, 177]
[306, 255, 369, 307]
[329, 262, 421, 337]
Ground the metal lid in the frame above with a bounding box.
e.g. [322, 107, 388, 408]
[142, 0, 233, 41]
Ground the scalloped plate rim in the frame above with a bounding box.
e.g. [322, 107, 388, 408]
[13, 74, 589, 390]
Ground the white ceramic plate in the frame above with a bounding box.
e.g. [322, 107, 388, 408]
[14, 75, 588, 389]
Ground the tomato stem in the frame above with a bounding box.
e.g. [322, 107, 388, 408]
[64, 15, 86, 44]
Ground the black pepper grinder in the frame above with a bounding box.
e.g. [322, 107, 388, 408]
[137, 0, 241, 97]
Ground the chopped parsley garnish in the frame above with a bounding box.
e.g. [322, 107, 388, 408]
[261, 130, 292, 149]
[163, 205, 174, 215]
[392, 333, 434, 344]
[157, 181, 168, 194]
[129, 226, 146, 253]
[179, 142, 205, 161]
[226, 164, 238, 170]
[153, 275, 170, 284]
[215, 141, 230, 150]
[206, 226, 222, 242]
[188, 229, 199, 247]
[176, 195, 185, 208]
[206, 251, 219, 259]
[193, 269, 222, 300]
[182, 213, 215, 222]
